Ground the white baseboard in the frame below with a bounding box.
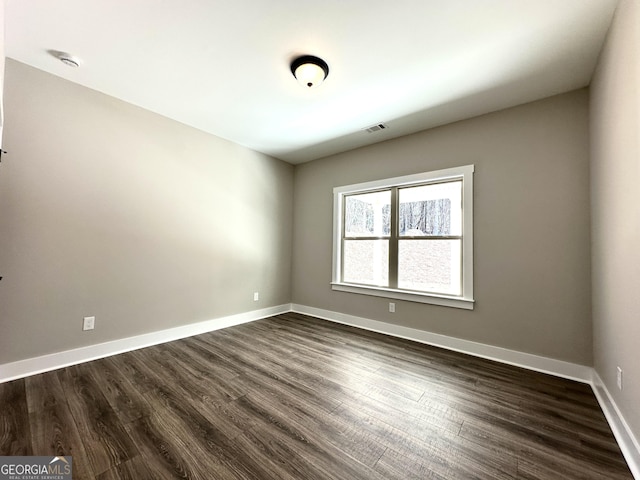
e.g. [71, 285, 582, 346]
[3, 302, 638, 478]
[0, 303, 292, 383]
[291, 304, 592, 383]
[592, 372, 640, 479]
[291, 304, 640, 478]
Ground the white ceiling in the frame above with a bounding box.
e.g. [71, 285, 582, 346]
[5, 0, 618, 164]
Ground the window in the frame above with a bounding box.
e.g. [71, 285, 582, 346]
[332, 165, 474, 309]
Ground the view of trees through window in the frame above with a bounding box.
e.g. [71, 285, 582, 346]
[344, 191, 390, 236]
[342, 180, 462, 295]
[344, 192, 454, 237]
[399, 198, 451, 236]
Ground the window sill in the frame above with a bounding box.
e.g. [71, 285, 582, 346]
[330, 283, 474, 310]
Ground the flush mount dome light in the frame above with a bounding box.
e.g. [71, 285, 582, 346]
[290, 55, 329, 88]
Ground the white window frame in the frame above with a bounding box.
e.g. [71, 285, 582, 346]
[332, 164, 474, 310]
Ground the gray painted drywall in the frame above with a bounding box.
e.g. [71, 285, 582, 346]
[0, 59, 293, 364]
[292, 89, 592, 365]
[0, 57, 597, 374]
[0, 1, 4, 148]
[590, 0, 640, 445]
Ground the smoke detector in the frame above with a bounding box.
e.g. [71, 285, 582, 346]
[48, 50, 81, 67]
[59, 53, 80, 67]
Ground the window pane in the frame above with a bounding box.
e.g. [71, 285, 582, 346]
[398, 240, 461, 295]
[399, 181, 461, 236]
[345, 190, 391, 237]
[343, 240, 389, 286]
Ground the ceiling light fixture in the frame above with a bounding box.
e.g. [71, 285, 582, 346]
[290, 55, 329, 89]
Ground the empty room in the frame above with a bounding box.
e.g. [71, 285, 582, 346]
[0, 0, 638, 479]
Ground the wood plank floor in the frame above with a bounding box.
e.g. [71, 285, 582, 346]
[0, 312, 633, 479]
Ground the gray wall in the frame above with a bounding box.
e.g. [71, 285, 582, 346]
[0, 56, 599, 374]
[590, 0, 640, 444]
[292, 90, 592, 365]
[0, 59, 293, 364]
[0, 1, 4, 147]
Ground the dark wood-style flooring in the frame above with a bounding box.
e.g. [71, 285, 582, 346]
[0, 313, 633, 479]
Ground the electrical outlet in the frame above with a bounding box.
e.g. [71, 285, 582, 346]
[253, 292, 259, 302]
[83, 316, 95, 331]
[389, 302, 395, 313]
[617, 366, 623, 390]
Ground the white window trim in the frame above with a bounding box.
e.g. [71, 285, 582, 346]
[332, 164, 474, 310]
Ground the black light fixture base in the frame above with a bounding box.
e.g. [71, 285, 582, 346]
[290, 55, 329, 83]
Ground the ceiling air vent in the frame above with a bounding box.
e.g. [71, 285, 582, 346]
[365, 123, 388, 133]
